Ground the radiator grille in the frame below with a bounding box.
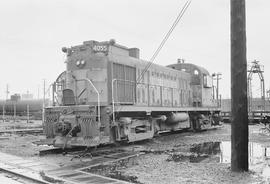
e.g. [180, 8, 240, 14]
[79, 116, 100, 146]
[44, 113, 59, 138]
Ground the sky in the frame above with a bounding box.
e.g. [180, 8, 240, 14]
[0, 0, 269, 99]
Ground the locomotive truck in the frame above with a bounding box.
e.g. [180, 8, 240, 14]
[44, 39, 221, 148]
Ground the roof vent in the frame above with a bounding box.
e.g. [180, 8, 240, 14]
[129, 48, 140, 59]
[177, 58, 185, 63]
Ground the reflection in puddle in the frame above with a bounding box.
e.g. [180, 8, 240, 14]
[189, 141, 270, 165]
[84, 157, 142, 184]
[167, 141, 270, 178]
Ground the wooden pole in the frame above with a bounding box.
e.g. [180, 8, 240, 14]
[216, 73, 221, 107]
[13, 103, 16, 122]
[2, 104, 4, 122]
[27, 104, 29, 123]
[231, 0, 248, 171]
[42, 79, 45, 125]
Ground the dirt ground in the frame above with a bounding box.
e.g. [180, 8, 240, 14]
[1, 121, 270, 184]
[119, 125, 270, 184]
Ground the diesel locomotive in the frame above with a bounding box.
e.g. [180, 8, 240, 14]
[44, 40, 221, 148]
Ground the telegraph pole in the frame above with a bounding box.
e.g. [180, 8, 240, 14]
[27, 104, 29, 123]
[42, 79, 46, 125]
[216, 73, 222, 107]
[3, 84, 9, 122]
[6, 84, 9, 100]
[216, 73, 221, 101]
[231, 0, 248, 171]
[212, 73, 222, 107]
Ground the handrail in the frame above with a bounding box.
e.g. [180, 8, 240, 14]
[111, 78, 137, 122]
[81, 78, 101, 124]
[111, 79, 117, 123]
[52, 82, 64, 106]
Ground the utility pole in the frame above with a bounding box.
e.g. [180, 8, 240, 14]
[27, 104, 29, 123]
[42, 79, 46, 125]
[231, 0, 248, 172]
[212, 73, 222, 106]
[216, 73, 221, 102]
[267, 90, 270, 101]
[13, 102, 16, 122]
[2, 105, 4, 123]
[3, 84, 9, 122]
[6, 84, 9, 100]
[52, 82, 55, 106]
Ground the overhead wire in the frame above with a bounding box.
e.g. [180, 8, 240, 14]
[136, 0, 192, 83]
[113, 0, 192, 114]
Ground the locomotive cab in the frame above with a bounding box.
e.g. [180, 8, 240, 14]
[167, 61, 216, 108]
[58, 40, 110, 106]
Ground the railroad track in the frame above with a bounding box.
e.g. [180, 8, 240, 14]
[0, 147, 142, 184]
[39, 145, 127, 157]
[0, 170, 43, 184]
[45, 150, 142, 184]
[0, 128, 43, 134]
[0, 160, 51, 184]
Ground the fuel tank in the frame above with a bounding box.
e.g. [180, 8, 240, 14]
[166, 112, 189, 124]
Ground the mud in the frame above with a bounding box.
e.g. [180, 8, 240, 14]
[85, 157, 142, 184]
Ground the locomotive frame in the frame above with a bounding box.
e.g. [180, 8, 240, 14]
[44, 40, 221, 148]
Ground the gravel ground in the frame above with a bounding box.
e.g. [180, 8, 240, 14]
[0, 120, 42, 131]
[0, 120, 48, 158]
[87, 124, 270, 184]
[0, 122, 270, 183]
[116, 124, 270, 184]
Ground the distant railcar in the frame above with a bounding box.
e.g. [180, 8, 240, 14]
[44, 40, 221, 148]
[0, 99, 43, 117]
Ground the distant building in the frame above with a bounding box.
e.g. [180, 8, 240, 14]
[21, 93, 34, 100]
[10, 94, 21, 102]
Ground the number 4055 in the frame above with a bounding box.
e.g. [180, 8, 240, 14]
[93, 45, 108, 52]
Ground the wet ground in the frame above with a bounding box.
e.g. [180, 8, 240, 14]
[0, 122, 270, 183]
[84, 124, 270, 184]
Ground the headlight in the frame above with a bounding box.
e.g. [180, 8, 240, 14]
[76, 60, 86, 68]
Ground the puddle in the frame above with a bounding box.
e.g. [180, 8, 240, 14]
[188, 141, 270, 165]
[167, 141, 270, 175]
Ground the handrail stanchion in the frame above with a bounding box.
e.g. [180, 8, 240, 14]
[83, 78, 100, 123]
[112, 79, 117, 123]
